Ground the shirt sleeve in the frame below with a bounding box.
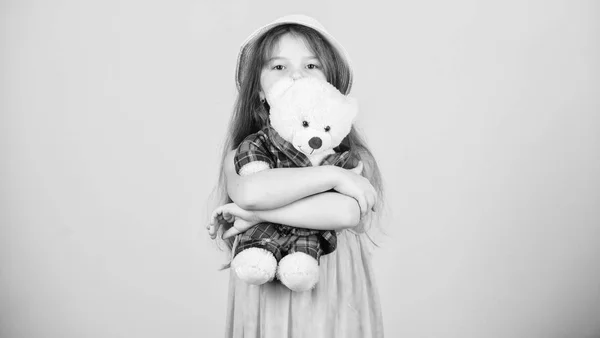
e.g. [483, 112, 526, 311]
[234, 133, 275, 175]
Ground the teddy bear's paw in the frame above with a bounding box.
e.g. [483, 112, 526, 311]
[276, 252, 319, 292]
[231, 248, 277, 285]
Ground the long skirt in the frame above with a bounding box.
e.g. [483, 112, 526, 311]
[224, 229, 384, 338]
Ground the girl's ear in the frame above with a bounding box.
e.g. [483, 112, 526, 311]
[259, 91, 265, 101]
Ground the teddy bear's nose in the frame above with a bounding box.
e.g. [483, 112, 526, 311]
[308, 137, 322, 150]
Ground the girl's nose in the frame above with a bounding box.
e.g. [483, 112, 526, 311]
[291, 70, 303, 80]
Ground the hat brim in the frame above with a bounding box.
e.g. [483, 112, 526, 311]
[235, 14, 354, 94]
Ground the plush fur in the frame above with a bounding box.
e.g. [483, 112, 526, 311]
[230, 247, 277, 285]
[232, 77, 358, 291]
[276, 252, 320, 292]
[268, 77, 358, 166]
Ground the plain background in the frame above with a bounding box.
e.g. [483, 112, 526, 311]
[1, 0, 599, 337]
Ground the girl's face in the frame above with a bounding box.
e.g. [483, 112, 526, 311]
[260, 33, 327, 101]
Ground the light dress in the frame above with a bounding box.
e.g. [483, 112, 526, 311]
[224, 228, 384, 338]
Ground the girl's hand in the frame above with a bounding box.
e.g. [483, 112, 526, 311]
[333, 161, 377, 218]
[207, 203, 261, 240]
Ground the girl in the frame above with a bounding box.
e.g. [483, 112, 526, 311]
[207, 14, 385, 338]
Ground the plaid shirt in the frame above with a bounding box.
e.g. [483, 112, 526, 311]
[235, 125, 351, 173]
[233, 125, 351, 259]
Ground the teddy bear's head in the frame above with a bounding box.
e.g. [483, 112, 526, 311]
[266, 77, 358, 158]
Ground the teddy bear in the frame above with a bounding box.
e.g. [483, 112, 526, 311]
[230, 76, 358, 292]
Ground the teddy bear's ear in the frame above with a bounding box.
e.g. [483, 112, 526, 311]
[344, 96, 359, 122]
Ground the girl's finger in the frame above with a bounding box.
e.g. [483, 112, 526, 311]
[350, 161, 363, 175]
[208, 212, 222, 229]
[208, 224, 218, 238]
[371, 194, 378, 212]
[209, 217, 229, 237]
[356, 196, 367, 218]
[223, 211, 234, 223]
[367, 193, 376, 213]
[217, 216, 230, 225]
[210, 207, 224, 225]
[222, 226, 241, 240]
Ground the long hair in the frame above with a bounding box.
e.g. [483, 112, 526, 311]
[208, 24, 385, 249]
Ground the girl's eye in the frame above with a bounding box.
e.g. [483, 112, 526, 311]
[302, 121, 309, 127]
[273, 65, 285, 70]
[324, 126, 331, 132]
[307, 64, 319, 69]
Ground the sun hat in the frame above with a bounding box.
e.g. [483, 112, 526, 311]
[235, 14, 354, 94]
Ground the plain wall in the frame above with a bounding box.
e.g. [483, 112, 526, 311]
[1, 1, 599, 337]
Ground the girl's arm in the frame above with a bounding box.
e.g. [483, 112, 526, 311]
[210, 193, 362, 240]
[225, 150, 376, 215]
[252, 192, 360, 229]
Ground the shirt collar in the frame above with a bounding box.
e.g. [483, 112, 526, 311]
[264, 125, 312, 167]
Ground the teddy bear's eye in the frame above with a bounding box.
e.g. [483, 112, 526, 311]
[324, 126, 331, 132]
[302, 121, 309, 128]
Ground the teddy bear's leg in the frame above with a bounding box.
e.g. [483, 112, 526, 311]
[276, 252, 319, 292]
[231, 247, 277, 285]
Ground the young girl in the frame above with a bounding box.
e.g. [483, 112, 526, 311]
[207, 14, 385, 338]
